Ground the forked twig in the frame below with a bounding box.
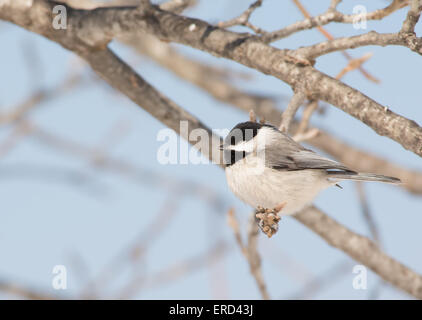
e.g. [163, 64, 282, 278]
[227, 209, 270, 299]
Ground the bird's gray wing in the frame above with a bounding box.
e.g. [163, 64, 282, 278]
[263, 133, 353, 172]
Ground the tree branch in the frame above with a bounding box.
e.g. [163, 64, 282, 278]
[2, 1, 421, 158]
[118, 34, 422, 195]
[295, 206, 422, 299]
[1, 0, 422, 299]
[401, 0, 422, 33]
[218, 0, 266, 35]
[261, 0, 407, 43]
[120, 33, 276, 114]
[294, 31, 421, 59]
[0, 279, 58, 300]
[279, 90, 306, 133]
[228, 209, 270, 299]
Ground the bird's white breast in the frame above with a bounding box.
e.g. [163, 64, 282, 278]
[225, 156, 332, 215]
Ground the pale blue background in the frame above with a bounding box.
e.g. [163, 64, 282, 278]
[0, 0, 421, 299]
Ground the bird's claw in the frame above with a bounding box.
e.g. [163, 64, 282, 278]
[255, 203, 285, 238]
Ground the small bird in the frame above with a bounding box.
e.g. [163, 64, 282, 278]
[221, 121, 400, 218]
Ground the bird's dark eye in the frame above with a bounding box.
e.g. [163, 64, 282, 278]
[224, 150, 247, 167]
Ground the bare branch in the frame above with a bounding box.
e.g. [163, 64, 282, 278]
[129, 33, 422, 195]
[83, 49, 222, 165]
[227, 209, 270, 299]
[120, 241, 228, 298]
[329, 0, 342, 11]
[294, 206, 422, 299]
[81, 195, 181, 298]
[356, 182, 380, 245]
[120, 33, 276, 113]
[294, 32, 421, 59]
[340, 0, 409, 23]
[0, 280, 58, 300]
[335, 53, 373, 80]
[2, 0, 422, 300]
[279, 90, 306, 133]
[295, 100, 318, 134]
[401, 0, 422, 33]
[249, 109, 257, 123]
[0, 71, 84, 125]
[261, 0, 407, 43]
[292, 128, 320, 143]
[3, 1, 420, 158]
[287, 261, 351, 299]
[246, 214, 270, 300]
[0, 122, 32, 157]
[218, 0, 265, 34]
[289, 0, 379, 83]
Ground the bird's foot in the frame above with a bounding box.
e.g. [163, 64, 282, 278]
[255, 203, 286, 238]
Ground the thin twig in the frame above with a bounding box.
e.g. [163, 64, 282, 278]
[80, 195, 181, 298]
[290, 0, 379, 83]
[0, 280, 58, 300]
[246, 213, 270, 299]
[355, 181, 384, 299]
[292, 128, 320, 143]
[335, 52, 373, 80]
[287, 261, 351, 299]
[227, 209, 270, 299]
[329, 0, 342, 11]
[279, 90, 306, 133]
[118, 241, 228, 298]
[0, 122, 32, 157]
[355, 182, 380, 246]
[262, 0, 407, 43]
[297, 100, 318, 133]
[218, 0, 265, 34]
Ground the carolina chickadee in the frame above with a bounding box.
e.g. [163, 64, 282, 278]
[221, 121, 400, 216]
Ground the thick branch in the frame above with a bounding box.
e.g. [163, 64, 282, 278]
[401, 0, 422, 33]
[83, 49, 223, 166]
[295, 207, 422, 299]
[2, 1, 421, 157]
[121, 33, 276, 113]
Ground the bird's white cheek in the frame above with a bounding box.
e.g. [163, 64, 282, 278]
[226, 139, 255, 152]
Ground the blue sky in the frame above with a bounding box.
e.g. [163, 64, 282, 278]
[0, 0, 421, 299]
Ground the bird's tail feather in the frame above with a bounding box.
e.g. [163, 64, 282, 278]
[328, 172, 401, 184]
